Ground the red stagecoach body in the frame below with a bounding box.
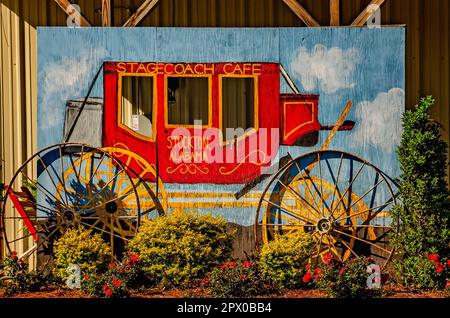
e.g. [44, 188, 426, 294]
[103, 62, 322, 184]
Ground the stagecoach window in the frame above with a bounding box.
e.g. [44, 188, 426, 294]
[120, 76, 153, 138]
[167, 77, 209, 126]
[221, 77, 255, 140]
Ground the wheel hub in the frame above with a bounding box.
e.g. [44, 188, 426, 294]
[105, 201, 118, 214]
[61, 210, 80, 226]
[316, 218, 332, 233]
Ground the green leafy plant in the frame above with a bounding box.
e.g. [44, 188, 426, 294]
[81, 253, 143, 298]
[259, 231, 313, 289]
[304, 254, 382, 298]
[0, 252, 47, 296]
[53, 226, 112, 282]
[205, 258, 274, 297]
[391, 96, 450, 289]
[128, 212, 234, 287]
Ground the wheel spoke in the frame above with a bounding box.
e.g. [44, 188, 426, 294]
[326, 234, 343, 261]
[293, 161, 323, 213]
[333, 235, 359, 258]
[81, 168, 125, 209]
[302, 166, 332, 217]
[332, 228, 392, 254]
[330, 162, 366, 216]
[328, 153, 344, 213]
[21, 226, 60, 261]
[262, 198, 315, 225]
[276, 176, 322, 218]
[22, 174, 65, 211]
[38, 154, 69, 207]
[334, 200, 393, 223]
[335, 177, 385, 221]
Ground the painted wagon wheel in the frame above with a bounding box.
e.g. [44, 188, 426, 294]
[101, 143, 167, 219]
[0, 143, 140, 268]
[255, 150, 396, 269]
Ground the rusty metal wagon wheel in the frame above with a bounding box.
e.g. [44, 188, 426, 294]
[255, 150, 396, 269]
[0, 143, 140, 268]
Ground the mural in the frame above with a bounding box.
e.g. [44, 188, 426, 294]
[2, 27, 406, 264]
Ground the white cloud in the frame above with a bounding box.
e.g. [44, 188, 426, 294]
[41, 48, 108, 128]
[351, 88, 405, 153]
[291, 44, 361, 94]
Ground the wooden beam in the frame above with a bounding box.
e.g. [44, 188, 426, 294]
[351, 0, 387, 26]
[102, 0, 111, 26]
[330, 0, 340, 26]
[54, 0, 91, 27]
[282, 0, 320, 27]
[123, 0, 160, 27]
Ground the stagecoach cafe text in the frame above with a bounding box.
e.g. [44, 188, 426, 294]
[116, 62, 263, 75]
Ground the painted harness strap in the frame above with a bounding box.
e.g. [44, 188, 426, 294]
[5, 185, 38, 241]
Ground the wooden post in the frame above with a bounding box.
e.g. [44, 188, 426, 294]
[123, 0, 160, 27]
[102, 0, 111, 26]
[351, 0, 387, 26]
[282, 0, 320, 27]
[330, 0, 340, 26]
[54, 0, 91, 27]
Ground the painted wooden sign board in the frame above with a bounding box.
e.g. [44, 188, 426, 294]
[36, 27, 405, 255]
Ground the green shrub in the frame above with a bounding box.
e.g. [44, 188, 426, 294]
[128, 212, 234, 287]
[0, 252, 47, 296]
[305, 254, 383, 298]
[391, 96, 450, 289]
[53, 226, 112, 282]
[205, 259, 274, 297]
[259, 231, 313, 289]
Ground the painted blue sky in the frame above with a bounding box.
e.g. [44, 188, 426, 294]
[38, 27, 405, 178]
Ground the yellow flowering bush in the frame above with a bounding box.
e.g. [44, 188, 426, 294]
[53, 226, 112, 282]
[128, 212, 234, 287]
[259, 231, 313, 289]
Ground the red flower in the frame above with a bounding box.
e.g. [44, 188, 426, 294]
[105, 289, 113, 296]
[10, 251, 17, 256]
[201, 277, 210, 284]
[435, 261, 441, 268]
[83, 275, 89, 281]
[130, 254, 140, 264]
[322, 253, 333, 265]
[112, 280, 122, 287]
[219, 265, 226, 271]
[302, 272, 312, 283]
[230, 261, 237, 269]
[314, 268, 322, 275]
[108, 262, 115, 269]
[241, 274, 247, 282]
[428, 254, 439, 262]
[305, 264, 311, 270]
[350, 258, 355, 263]
[445, 281, 450, 289]
[242, 261, 252, 268]
[447, 260, 450, 267]
[365, 257, 374, 263]
[436, 266, 444, 273]
[102, 284, 108, 291]
[339, 268, 346, 275]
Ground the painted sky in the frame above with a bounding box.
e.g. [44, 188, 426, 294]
[38, 27, 405, 178]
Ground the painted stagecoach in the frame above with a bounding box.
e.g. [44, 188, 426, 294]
[1, 61, 397, 269]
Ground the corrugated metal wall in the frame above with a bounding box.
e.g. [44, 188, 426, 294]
[0, 0, 449, 251]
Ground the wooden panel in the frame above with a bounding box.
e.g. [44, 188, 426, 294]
[1, 0, 450, 257]
[330, 0, 340, 26]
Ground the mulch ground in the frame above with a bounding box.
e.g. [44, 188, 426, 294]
[1, 286, 448, 298]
